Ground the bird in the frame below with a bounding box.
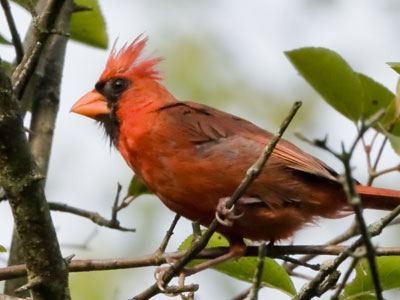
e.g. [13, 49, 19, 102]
[71, 35, 400, 275]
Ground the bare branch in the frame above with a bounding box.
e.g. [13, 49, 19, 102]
[1, 244, 400, 281]
[295, 113, 386, 300]
[369, 164, 400, 179]
[157, 214, 181, 254]
[110, 183, 123, 225]
[0, 0, 24, 63]
[339, 122, 383, 300]
[279, 255, 320, 271]
[330, 257, 359, 300]
[0, 57, 69, 300]
[248, 243, 267, 300]
[48, 202, 136, 232]
[163, 284, 198, 295]
[293, 204, 400, 300]
[11, 0, 69, 100]
[371, 137, 388, 175]
[14, 276, 44, 293]
[5, 1, 76, 295]
[286, 219, 359, 273]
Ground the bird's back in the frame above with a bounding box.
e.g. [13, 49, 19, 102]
[118, 101, 348, 240]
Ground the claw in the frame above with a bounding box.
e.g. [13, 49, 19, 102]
[154, 266, 168, 292]
[215, 197, 245, 227]
[155, 265, 192, 297]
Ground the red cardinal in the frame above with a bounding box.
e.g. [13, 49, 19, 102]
[71, 36, 400, 263]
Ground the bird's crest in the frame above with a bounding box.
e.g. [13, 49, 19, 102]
[100, 35, 162, 80]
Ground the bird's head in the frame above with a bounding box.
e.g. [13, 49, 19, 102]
[71, 35, 169, 145]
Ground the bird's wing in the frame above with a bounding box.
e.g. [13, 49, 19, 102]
[156, 101, 338, 181]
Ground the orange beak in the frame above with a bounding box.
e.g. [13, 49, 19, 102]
[71, 90, 110, 119]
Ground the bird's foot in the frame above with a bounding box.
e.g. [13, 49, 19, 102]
[154, 265, 170, 294]
[154, 264, 184, 297]
[154, 265, 198, 298]
[215, 197, 244, 227]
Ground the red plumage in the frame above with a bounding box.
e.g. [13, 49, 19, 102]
[72, 36, 400, 245]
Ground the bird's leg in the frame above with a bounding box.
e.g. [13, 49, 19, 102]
[215, 197, 245, 227]
[178, 239, 246, 286]
[154, 255, 181, 295]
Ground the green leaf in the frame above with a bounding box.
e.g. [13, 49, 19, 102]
[179, 232, 296, 296]
[385, 131, 400, 155]
[387, 62, 400, 75]
[379, 78, 400, 136]
[10, 0, 108, 49]
[70, 0, 108, 49]
[358, 73, 395, 120]
[0, 33, 12, 45]
[343, 256, 400, 299]
[126, 174, 151, 199]
[286, 47, 364, 121]
[0, 244, 6, 252]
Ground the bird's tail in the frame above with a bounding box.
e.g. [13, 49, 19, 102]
[357, 185, 400, 210]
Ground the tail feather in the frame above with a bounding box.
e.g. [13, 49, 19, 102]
[357, 185, 400, 211]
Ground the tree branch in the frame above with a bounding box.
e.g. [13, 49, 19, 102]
[0, 64, 69, 299]
[248, 243, 267, 300]
[1, 244, 400, 281]
[0, 0, 24, 63]
[11, 0, 67, 100]
[293, 203, 400, 300]
[48, 202, 136, 232]
[297, 113, 386, 300]
[330, 257, 359, 300]
[4, 0, 75, 297]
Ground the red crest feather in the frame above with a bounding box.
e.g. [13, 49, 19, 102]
[100, 35, 162, 80]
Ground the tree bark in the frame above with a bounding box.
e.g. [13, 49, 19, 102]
[4, 0, 74, 297]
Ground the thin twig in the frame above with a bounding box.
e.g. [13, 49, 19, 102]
[340, 122, 383, 300]
[330, 257, 359, 300]
[296, 114, 384, 300]
[248, 243, 267, 300]
[286, 219, 359, 273]
[370, 164, 400, 179]
[371, 137, 388, 172]
[131, 101, 302, 299]
[11, 0, 67, 99]
[157, 214, 181, 254]
[48, 202, 136, 232]
[163, 284, 198, 295]
[11, 41, 41, 98]
[279, 255, 320, 271]
[0, 0, 24, 64]
[14, 276, 43, 293]
[360, 135, 373, 174]
[293, 204, 400, 300]
[110, 183, 123, 226]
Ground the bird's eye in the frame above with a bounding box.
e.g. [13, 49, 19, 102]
[110, 78, 129, 93]
[103, 78, 131, 101]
